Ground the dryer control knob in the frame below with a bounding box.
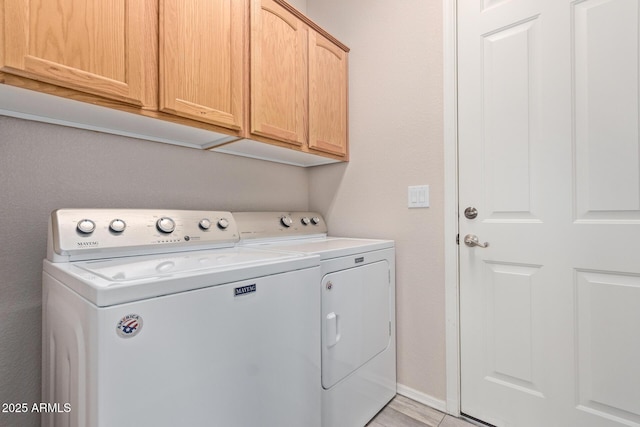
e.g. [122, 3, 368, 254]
[77, 219, 96, 234]
[280, 216, 293, 228]
[311, 216, 321, 225]
[109, 219, 126, 233]
[156, 217, 176, 234]
[217, 218, 230, 229]
[199, 218, 212, 230]
[301, 217, 311, 226]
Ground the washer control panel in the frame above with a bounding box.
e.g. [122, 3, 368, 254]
[49, 209, 239, 261]
[233, 211, 328, 241]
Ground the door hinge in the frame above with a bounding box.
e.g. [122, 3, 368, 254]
[456, 233, 460, 245]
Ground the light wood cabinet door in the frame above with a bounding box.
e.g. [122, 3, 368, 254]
[160, 0, 245, 131]
[308, 30, 348, 157]
[0, 0, 157, 108]
[250, 0, 307, 146]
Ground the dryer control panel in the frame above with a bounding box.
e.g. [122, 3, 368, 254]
[234, 211, 328, 241]
[48, 209, 239, 262]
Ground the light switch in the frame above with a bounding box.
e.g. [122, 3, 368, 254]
[408, 185, 429, 208]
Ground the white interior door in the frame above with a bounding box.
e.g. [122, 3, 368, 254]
[458, 1, 640, 426]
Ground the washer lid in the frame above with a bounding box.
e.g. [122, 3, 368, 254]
[43, 247, 320, 307]
[75, 248, 294, 282]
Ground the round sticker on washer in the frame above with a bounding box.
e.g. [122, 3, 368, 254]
[116, 314, 143, 338]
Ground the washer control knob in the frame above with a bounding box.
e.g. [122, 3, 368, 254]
[217, 218, 230, 229]
[199, 218, 212, 230]
[109, 219, 126, 233]
[301, 217, 311, 226]
[77, 219, 96, 234]
[280, 215, 293, 228]
[156, 217, 176, 234]
[311, 216, 321, 225]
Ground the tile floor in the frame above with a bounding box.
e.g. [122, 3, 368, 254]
[367, 395, 476, 427]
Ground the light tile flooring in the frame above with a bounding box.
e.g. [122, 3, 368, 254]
[367, 395, 476, 427]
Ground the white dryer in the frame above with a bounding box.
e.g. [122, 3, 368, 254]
[234, 211, 396, 427]
[42, 209, 321, 427]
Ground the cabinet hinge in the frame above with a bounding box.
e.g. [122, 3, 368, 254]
[389, 321, 392, 336]
[456, 234, 460, 245]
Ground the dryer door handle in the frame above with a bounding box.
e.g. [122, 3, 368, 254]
[325, 312, 341, 348]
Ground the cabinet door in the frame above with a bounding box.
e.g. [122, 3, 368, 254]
[250, 0, 307, 146]
[160, 0, 245, 131]
[0, 0, 157, 108]
[308, 31, 348, 157]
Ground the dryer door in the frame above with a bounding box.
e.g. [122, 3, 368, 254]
[322, 260, 391, 389]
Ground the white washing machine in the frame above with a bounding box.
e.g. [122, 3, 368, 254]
[42, 209, 321, 427]
[234, 211, 396, 427]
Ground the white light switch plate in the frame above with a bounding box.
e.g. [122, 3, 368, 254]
[408, 185, 429, 208]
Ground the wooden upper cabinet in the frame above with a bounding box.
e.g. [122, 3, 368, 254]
[308, 30, 348, 157]
[0, 0, 348, 164]
[0, 0, 157, 108]
[249, 0, 349, 161]
[250, 0, 307, 146]
[160, 0, 245, 131]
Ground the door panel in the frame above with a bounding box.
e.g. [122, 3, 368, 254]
[160, 0, 245, 130]
[573, 0, 640, 220]
[1, 0, 157, 107]
[308, 30, 348, 157]
[458, 0, 640, 426]
[250, 0, 307, 145]
[484, 262, 541, 394]
[576, 271, 640, 423]
[482, 18, 538, 220]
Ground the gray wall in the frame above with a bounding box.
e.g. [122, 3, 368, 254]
[307, 0, 446, 403]
[0, 116, 309, 427]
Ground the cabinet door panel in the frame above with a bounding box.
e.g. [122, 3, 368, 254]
[160, 0, 245, 131]
[251, 0, 307, 145]
[309, 31, 348, 157]
[1, 0, 157, 108]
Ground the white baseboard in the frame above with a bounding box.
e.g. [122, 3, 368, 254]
[396, 383, 448, 413]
